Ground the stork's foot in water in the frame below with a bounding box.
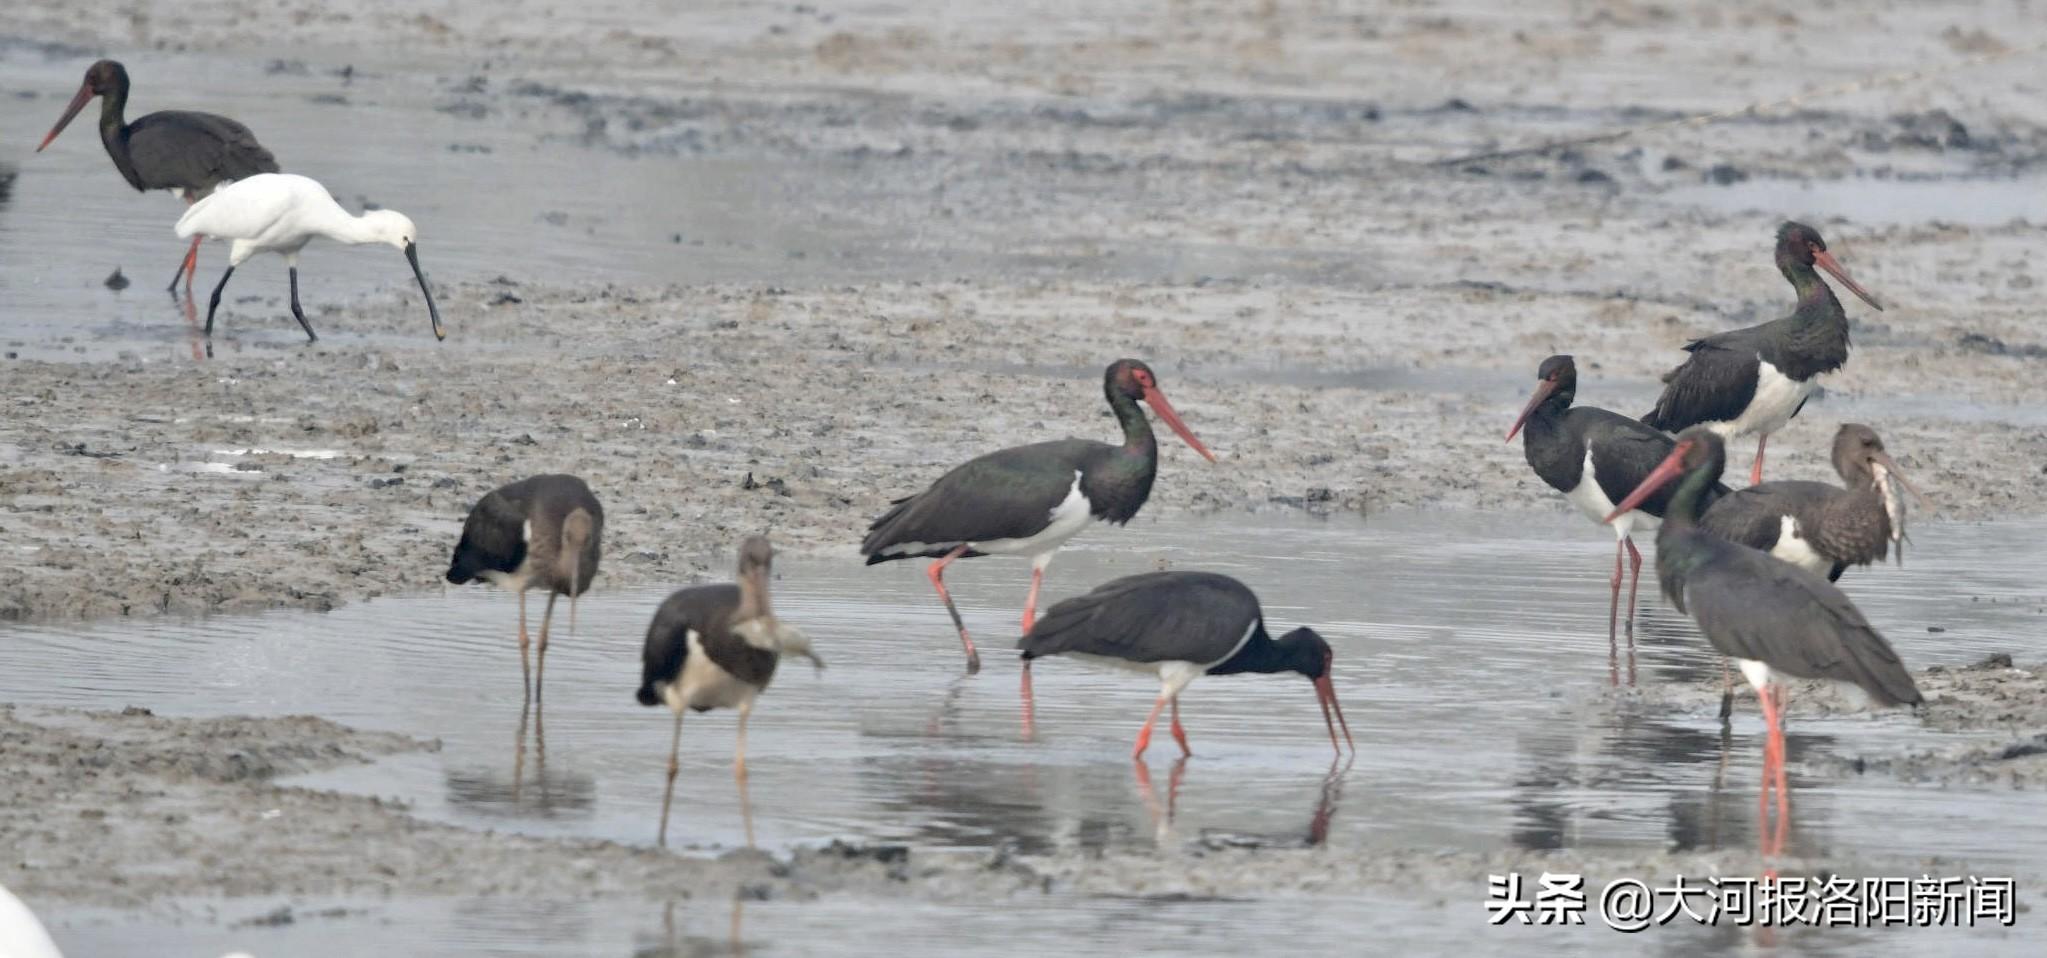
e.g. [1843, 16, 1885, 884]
[1020, 660, 1037, 740]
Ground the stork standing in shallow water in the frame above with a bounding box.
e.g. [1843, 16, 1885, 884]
[1017, 571, 1353, 759]
[862, 359, 1216, 673]
[637, 536, 822, 847]
[174, 172, 445, 347]
[36, 59, 280, 296]
[1605, 428, 1921, 840]
[1509, 354, 1728, 646]
[1644, 222, 1884, 484]
[446, 475, 604, 704]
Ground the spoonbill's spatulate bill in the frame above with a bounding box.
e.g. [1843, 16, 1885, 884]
[861, 359, 1217, 674]
[1508, 354, 1728, 648]
[637, 536, 823, 847]
[1644, 222, 1884, 485]
[1605, 427, 1921, 845]
[36, 59, 280, 295]
[446, 475, 605, 704]
[1017, 571, 1354, 760]
[174, 172, 446, 346]
[1699, 423, 1926, 581]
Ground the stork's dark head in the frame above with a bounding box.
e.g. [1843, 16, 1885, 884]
[1104, 358, 1217, 463]
[736, 534, 774, 578]
[1832, 423, 1926, 503]
[82, 60, 128, 96]
[1275, 627, 1355, 754]
[38, 60, 132, 153]
[1775, 221, 1883, 311]
[1507, 354, 1577, 441]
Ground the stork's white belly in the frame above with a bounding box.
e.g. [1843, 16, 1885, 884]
[1563, 450, 1657, 539]
[658, 629, 759, 713]
[1768, 515, 1833, 577]
[1709, 359, 1815, 439]
[969, 473, 1095, 558]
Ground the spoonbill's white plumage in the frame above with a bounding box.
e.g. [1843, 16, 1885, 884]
[174, 172, 445, 345]
[1, 883, 258, 958]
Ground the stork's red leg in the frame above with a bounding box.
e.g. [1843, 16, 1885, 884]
[1750, 435, 1768, 486]
[1020, 659, 1037, 738]
[1771, 686, 1791, 824]
[1622, 536, 1644, 638]
[1132, 694, 1168, 759]
[168, 193, 199, 295]
[1021, 564, 1045, 634]
[926, 545, 980, 673]
[1756, 680, 1786, 869]
[1169, 698, 1191, 757]
[1606, 537, 1624, 644]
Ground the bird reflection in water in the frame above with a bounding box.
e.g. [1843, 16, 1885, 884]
[442, 700, 595, 819]
[1133, 756, 1188, 842]
[640, 897, 746, 958]
[1305, 754, 1354, 847]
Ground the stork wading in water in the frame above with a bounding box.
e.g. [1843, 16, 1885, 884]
[1509, 354, 1728, 653]
[1644, 222, 1884, 484]
[1017, 571, 1354, 760]
[1606, 428, 1921, 860]
[446, 475, 604, 705]
[36, 59, 280, 296]
[862, 359, 1216, 674]
[174, 172, 445, 349]
[637, 536, 823, 847]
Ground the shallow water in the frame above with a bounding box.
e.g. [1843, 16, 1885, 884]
[1662, 174, 2047, 228]
[3, 511, 2044, 955]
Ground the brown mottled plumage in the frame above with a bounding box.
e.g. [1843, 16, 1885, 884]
[446, 475, 604, 704]
[1698, 424, 1921, 581]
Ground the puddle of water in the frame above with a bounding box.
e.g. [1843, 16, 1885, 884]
[2, 512, 2045, 956]
[1662, 175, 2047, 228]
[41, 889, 2036, 958]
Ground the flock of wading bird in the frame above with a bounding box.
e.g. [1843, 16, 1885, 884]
[35, 59, 1927, 856]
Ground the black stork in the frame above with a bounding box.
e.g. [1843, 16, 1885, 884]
[36, 59, 281, 296]
[1605, 427, 1921, 831]
[1016, 571, 1354, 759]
[445, 475, 604, 704]
[1643, 222, 1885, 484]
[1699, 423, 1924, 582]
[862, 359, 1216, 674]
[636, 536, 823, 847]
[1508, 355, 1727, 642]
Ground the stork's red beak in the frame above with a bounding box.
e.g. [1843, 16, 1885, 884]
[1141, 386, 1217, 462]
[1813, 249, 1883, 312]
[1313, 672, 1354, 754]
[1506, 376, 1558, 442]
[38, 83, 95, 153]
[1605, 441, 1692, 522]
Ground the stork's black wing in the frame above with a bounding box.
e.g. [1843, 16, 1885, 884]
[1679, 539, 1920, 706]
[637, 584, 740, 706]
[1019, 571, 1262, 665]
[445, 484, 530, 584]
[1697, 481, 1837, 552]
[126, 110, 279, 194]
[862, 439, 1104, 563]
[1643, 331, 1763, 431]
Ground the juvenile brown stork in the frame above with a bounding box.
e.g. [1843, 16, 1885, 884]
[1699, 423, 1924, 581]
[36, 59, 281, 295]
[636, 536, 823, 847]
[1509, 354, 1728, 642]
[445, 475, 604, 704]
[862, 359, 1216, 673]
[1606, 428, 1921, 829]
[1017, 571, 1354, 760]
[1643, 222, 1884, 484]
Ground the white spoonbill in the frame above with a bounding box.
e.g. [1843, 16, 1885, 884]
[2, 882, 256, 958]
[174, 172, 445, 345]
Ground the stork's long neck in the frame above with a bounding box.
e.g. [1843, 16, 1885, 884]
[1662, 463, 1719, 532]
[1779, 257, 1845, 326]
[96, 88, 146, 191]
[1109, 388, 1156, 457]
[735, 569, 771, 622]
